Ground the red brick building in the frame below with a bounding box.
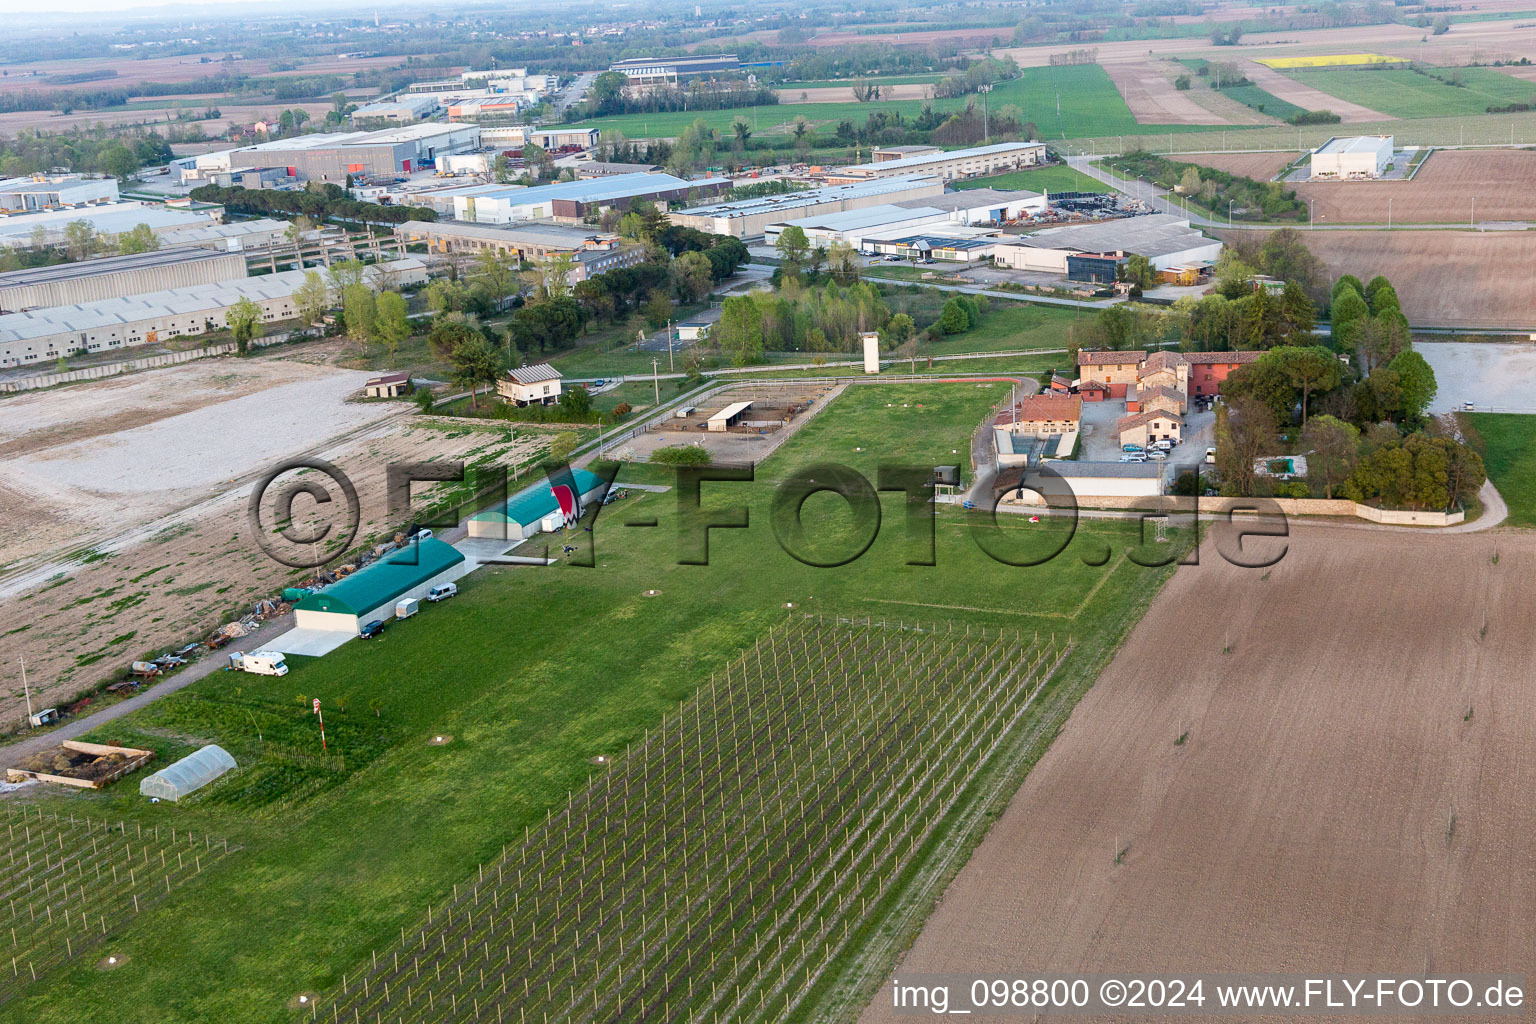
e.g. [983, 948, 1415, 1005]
[1184, 351, 1262, 397]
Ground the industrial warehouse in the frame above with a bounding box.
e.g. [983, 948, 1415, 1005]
[444, 172, 727, 224]
[822, 141, 1047, 184]
[0, 201, 224, 249]
[0, 258, 426, 367]
[670, 176, 945, 237]
[0, 174, 119, 213]
[0, 249, 248, 312]
[762, 189, 1047, 253]
[392, 221, 646, 282]
[182, 123, 483, 184]
[993, 213, 1222, 276]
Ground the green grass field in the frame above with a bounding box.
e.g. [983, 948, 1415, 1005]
[1280, 67, 1536, 119]
[1216, 83, 1307, 122]
[952, 163, 1111, 193]
[3, 381, 1184, 1024]
[1464, 412, 1536, 527]
[773, 74, 945, 91]
[567, 64, 1231, 141]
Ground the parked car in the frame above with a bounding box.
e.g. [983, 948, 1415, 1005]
[409, 528, 433, 541]
[1121, 453, 1148, 463]
[1151, 440, 1174, 451]
[1205, 447, 1217, 464]
[427, 583, 458, 603]
[359, 619, 386, 639]
[1147, 449, 1168, 459]
[1122, 444, 1144, 453]
[883, 254, 904, 262]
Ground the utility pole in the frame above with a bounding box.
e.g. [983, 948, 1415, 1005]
[20, 654, 33, 728]
[668, 320, 675, 372]
[652, 357, 660, 404]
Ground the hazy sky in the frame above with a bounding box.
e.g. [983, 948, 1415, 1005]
[11, 0, 429, 18]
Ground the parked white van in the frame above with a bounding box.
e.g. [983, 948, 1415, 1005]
[229, 651, 289, 676]
[427, 583, 458, 603]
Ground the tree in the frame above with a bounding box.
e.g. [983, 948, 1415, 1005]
[285, 215, 314, 270]
[63, 220, 99, 262]
[1278, 280, 1315, 342]
[588, 71, 628, 114]
[113, 222, 159, 256]
[1120, 252, 1158, 293]
[428, 314, 482, 360]
[1258, 228, 1326, 298]
[522, 143, 553, 179]
[558, 384, 593, 419]
[1359, 311, 1410, 373]
[642, 289, 673, 330]
[294, 270, 330, 328]
[472, 249, 516, 312]
[328, 259, 368, 297]
[1274, 345, 1342, 423]
[717, 295, 764, 365]
[730, 118, 752, 146]
[1300, 414, 1360, 499]
[1387, 349, 1437, 421]
[1354, 368, 1404, 423]
[341, 283, 377, 355]
[1215, 395, 1277, 496]
[225, 297, 263, 356]
[547, 431, 580, 463]
[1332, 275, 1365, 302]
[425, 279, 467, 316]
[774, 225, 810, 273]
[826, 241, 860, 284]
[881, 312, 915, 350]
[670, 251, 713, 303]
[449, 335, 500, 411]
[938, 297, 971, 335]
[374, 290, 411, 361]
[98, 143, 139, 181]
[538, 253, 576, 301]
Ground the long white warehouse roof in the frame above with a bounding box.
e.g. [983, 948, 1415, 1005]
[0, 260, 424, 345]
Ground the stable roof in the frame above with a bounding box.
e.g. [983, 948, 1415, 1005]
[295, 538, 465, 618]
[471, 468, 606, 528]
[710, 401, 753, 424]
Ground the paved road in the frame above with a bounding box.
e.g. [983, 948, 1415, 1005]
[552, 71, 597, 115]
[2, 614, 294, 771]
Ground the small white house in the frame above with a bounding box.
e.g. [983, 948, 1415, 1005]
[497, 363, 563, 407]
[677, 321, 713, 343]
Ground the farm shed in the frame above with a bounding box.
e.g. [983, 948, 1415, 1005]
[364, 372, 410, 398]
[467, 468, 608, 541]
[139, 745, 236, 801]
[708, 402, 753, 432]
[293, 537, 468, 633]
[7, 740, 154, 790]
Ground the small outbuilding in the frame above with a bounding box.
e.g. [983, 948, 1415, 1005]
[707, 401, 753, 432]
[139, 744, 236, 802]
[364, 372, 411, 398]
[293, 537, 468, 634]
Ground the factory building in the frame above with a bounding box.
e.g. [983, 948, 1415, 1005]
[671, 176, 945, 238]
[0, 258, 425, 368]
[608, 54, 741, 87]
[480, 126, 601, 151]
[190, 124, 482, 184]
[450, 173, 726, 224]
[156, 218, 291, 253]
[1309, 135, 1394, 180]
[762, 188, 1046, 249]
[993, 214, 1221, 274]
[0, 202, 222, 249]
[0, 175, 119, 213]
[350, 94, 442, 124]
[822, 142, 1047, 185]
[0, 249, 248, 313]
[393, 221, 645, 283]
[871, 145, 944, 163]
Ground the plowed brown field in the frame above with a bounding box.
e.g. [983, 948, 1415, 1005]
[862, 526, 1535, 1023]
[1189, 149, 1536, 225]
[1219, 227, 1536, 328]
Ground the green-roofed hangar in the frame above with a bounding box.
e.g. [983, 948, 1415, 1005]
[468, 468, 608, 541]
[293, 537, 469, 635]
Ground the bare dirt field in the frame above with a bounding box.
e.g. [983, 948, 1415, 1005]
[1181, 149, 1298, 179]
[0, 350, 549, 721]
[0, 359, 398, 566]
[618, 382, 845, 465]
[1105, 62, 1251, 126]
[862, 526, 1536, 1022]
[0, 99, 336, 138]
[1220, 227, 1536, 328]
[1189, 149, 1536, 224]
[0, 52, 424, 94]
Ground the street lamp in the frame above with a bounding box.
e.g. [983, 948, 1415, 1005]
[1228, 199, 1234, 225]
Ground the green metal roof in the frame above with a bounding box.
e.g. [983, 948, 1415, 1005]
[470, 468, 605, 528]
[295, 537, 465, 618]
